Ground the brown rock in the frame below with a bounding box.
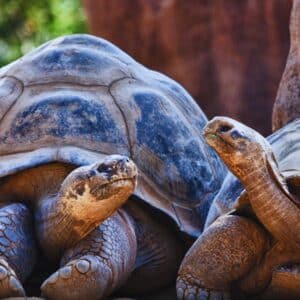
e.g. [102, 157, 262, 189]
[82, 0, 292, 135]
[272, 0, 300, 132]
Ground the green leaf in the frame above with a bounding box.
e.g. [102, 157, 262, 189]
[0, 0, 87, 67]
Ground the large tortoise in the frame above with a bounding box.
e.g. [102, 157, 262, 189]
[0, 34, 226, 299]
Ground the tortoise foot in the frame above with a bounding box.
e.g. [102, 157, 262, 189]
[41, 255, 113, 300]
[177, 277, 231, 300]
[0, 258, 25, 298]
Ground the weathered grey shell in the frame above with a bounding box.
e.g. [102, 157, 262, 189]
[205, 118, 300, 228]
[0, 34, 227, 237]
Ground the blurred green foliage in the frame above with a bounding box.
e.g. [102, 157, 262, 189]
[0, 0, 86, 67]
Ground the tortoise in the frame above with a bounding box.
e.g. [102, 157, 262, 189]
[0, 34, 226, 299]
[201, 0, 300, 234]
[177, 2, 300, 297]
[177, 116, 300, 299]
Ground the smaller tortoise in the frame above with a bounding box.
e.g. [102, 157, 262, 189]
[177, 117, 300, 299]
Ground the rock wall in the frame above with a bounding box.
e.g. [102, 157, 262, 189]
[272, 0, 300, 132]
[82, 0, 292, 135]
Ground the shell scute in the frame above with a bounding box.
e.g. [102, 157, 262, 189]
[132, 91, 215, 205]
[6, 96, 125, 143]
[148, 70, 208, 130]
[3, 35, 132, 86]
[32, 47, 128, 83]
[57, 34, 135, 64]
[0, 77, 23, 120]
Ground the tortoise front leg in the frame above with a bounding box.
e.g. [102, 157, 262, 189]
[41, 209, 137, 300]
[177, 215, 268, 299]
[0, 202, 37, 298]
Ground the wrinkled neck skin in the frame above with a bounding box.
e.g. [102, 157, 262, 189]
[238, 161, 300, 249]
[0, 163, 75, 208]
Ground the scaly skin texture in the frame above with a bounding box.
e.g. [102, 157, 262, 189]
[177, 215, 268, 299]
[242, 165, 300, 247]
[0, 203, 37, 298]
[41, 210, 137, 300]
[177, 116, 300, 299]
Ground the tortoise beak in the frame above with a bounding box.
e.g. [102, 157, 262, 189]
[202, 120, 218, 141]
[202, 117, 231, 145]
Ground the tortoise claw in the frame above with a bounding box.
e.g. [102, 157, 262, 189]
[177, 277, 231, 300]
[0, 258, 25, 298]
[41, 255, 113, 300]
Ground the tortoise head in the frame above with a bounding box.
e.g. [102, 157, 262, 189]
[203, 117, 272, 180]
[63, 155, 138, 202]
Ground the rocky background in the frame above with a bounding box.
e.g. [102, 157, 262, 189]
[82, 0, 293, 135]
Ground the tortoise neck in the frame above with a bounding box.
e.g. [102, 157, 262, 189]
[242, 165, 270, 191]
[241, 164, 300, 247]
[0, 163, 75, 207]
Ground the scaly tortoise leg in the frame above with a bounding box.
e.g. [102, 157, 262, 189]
[0, 202, 37, 298]
[41, 209, 137, 300]
[177, 215, 269, 299]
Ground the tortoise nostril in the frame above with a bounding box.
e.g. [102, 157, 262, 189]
[123, 158, 130, 164]
[218, 125, 232, 133]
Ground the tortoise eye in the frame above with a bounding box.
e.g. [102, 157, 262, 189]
[218, 125, 232, 133]
[96, 164, 112, 173]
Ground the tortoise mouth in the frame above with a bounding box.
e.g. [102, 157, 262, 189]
[87, 176, 137, 200]
[90, 176, 136, 191]
[204, 131, 236, 150]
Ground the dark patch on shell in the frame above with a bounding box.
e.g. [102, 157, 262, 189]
[57, 34, 134, 63]
[156, 78, 207, 131]
[34, 47, 117, 75]
[1, 96, 126, 146]
[133, 92, 218, 208]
